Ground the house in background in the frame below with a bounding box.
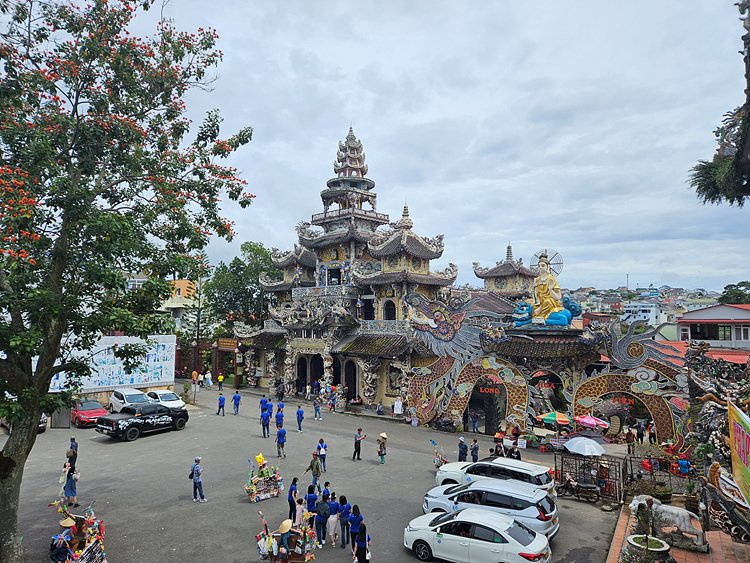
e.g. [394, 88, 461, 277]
[677, 304, 750, 349]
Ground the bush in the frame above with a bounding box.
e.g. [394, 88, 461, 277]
[626, 480, 673, 497]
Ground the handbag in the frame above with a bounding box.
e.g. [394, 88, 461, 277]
[366, 547, 371, 560]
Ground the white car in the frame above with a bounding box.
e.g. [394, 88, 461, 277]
[108, 388, 151, 412]
[147, 390, 186, 410]
[404, 507, 551, 563]
[422, 480, 559, 539]
[436, 458, 556, 498]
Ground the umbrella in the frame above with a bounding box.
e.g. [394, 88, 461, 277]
[536, 411, 571, 425]
[573, 414, 610, 429]
[564, 436, 606, 457]
[566, 430, 612, 444]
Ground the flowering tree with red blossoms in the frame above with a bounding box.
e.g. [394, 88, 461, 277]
[0, 1, 253, 560]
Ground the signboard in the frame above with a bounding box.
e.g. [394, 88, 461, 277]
[503, 438, 526, 449]
[49, 334, 176, 392]
[218, 337, 238, 351]
[728, 400, 750, 506]
[476, 386, 502, 395]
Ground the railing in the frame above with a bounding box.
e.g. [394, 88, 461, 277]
[291, 285, 359, 299]
[357, 320, 411, 335]
[310, 207, 389, 224]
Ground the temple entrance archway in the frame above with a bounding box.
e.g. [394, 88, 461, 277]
[296, 357, 307, 392]
[310, 355, 324, 386]
[468, 377, 507, 435]
[362, 300, 374, 320]
[344, 360, 357, 400]
[332, 357, 341, 387]
[383, 300, 397, 320]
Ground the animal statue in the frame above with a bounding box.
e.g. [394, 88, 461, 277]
[629, 495, 705, 546]
[512, 298, 579, 327]
[512, 302, 533, 327]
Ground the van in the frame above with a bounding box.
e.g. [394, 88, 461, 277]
[422, 479, 559, 539]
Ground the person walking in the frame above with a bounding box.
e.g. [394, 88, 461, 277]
[260, 408, 271, 438]
[296, 405, 305, 432]
[353, 428, 365, 461]
[303, 485, 317, 528]
[315, 493, 331, 548]
[338, 494, 351, 549]
[232, 391, 242, 415]
[276, 426, 287, 460]
[204, 369, 213, 388]
[327, 491, 340, 548]
[191, 456, 207, 502]
[216, 393, 225, 416]
[275, 408, 284, 429]
[288, 477, 299, 520]
[377, 432, 387, 464]
[313, 380, 320, 398]
[198, 370, 204, 388]
[354, 523, 371, 563]
[313, 396, 322, 421]
[68, 436, 78, 467]
[317, 438, 328, 471]
[278, 399, 285, 412]
[305, 384, 311, 401]
[303, 451, 323, 493]
[348, 505, 364, 556]
[648, 421, 657, 444]
[217, 373, 224, 390]
[625, 428, 636, 455]
[635, 422, 645, 444]
[260, 394, 268, 413]
[470, 411, 479, 433]
[191, 370, 198, 385]
[458, 437, 468, 462]
[470, 438, 479, 462]
[63, 462, 79, 507]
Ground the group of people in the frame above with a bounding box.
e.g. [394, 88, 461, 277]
[59, 436, 80, 507]
[190, 367, 214, 389]
[286, 476, 371, 561]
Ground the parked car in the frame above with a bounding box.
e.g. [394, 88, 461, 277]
[71, 399, 108, 427]
[436, 457, 556, 498]
[108, 388, 151, 412]
[404, 507, 551, 563]
[0, 412, 47, 434]
[95, 403, 189, 441]
[422, 480, 559, 539]
[147, 390, 185, 409]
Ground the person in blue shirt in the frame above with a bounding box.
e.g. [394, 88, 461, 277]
[287, 477, 298, 520]
[317, 438, 328, 471]
[303, 485, 317, 528]
[313, 380, 320, 397]
[232, 392, 242, 415]
[296, 406, 305, 432]
[276, 426, 287, 460]
[275, 409, 284, 428]
[260, 409, 271, 438]
[471, 411, 479, 433]
[326, 491, 340, 547]
[470, 439, 479, 462]
[216, 393, 225, 416]
[678, 455, 696, 477]
[354, 523, 371, 563]
[259, 395, 268, 413]
[337, 495, 351, 549]
[322, 481, 331, 498]
[278, 400, 285, 412]
[458, 437, 468, 461]
[348, 505, 364, 556]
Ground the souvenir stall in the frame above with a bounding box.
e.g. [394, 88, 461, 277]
[49, 501, 108, 563]
[245, 453, 283, 502]
[257, 511, 316, 562]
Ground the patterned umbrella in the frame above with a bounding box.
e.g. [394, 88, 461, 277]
[573, 414, 610, 429]
[536, 411, 571, 425]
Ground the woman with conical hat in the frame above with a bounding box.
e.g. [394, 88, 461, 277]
[377, 433, 387, 465]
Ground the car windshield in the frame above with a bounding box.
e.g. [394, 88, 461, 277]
[79, 400, 103, 410]
[159, 392, 180, 401]
[125, 394, 149, 403]
[504, 521, 536, 547]
[538, 496, 555, 515]
[430, 510, 462, 527]
[444, 483, 472, 496]
[534, 472, 553, 486]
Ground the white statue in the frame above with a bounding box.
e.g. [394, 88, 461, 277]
[629, 495, 705, 545]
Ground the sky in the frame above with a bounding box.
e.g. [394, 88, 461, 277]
[135, 1, 749, 292]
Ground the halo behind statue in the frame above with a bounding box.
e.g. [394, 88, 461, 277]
[531, 248, 564, 277]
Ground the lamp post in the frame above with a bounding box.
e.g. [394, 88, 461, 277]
[191, 339, 198, 375]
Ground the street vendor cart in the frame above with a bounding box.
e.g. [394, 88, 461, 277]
[50, 502, 108, 563]
[245, 453, 283, 503]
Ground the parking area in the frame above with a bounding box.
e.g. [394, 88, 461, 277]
[5, 391, 618, 563]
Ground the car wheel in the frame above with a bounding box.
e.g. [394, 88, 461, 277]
[413, 540, 433, 562]
[73, 417, 81, 428]
[124, 427, 140, 442]
[174, 417, 186, 431]
[108, 404, 114, 413]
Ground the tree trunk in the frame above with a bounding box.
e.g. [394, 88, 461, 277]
[0, 411, 40, 563]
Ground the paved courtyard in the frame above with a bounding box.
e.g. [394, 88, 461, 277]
[6, 388, 618, 562]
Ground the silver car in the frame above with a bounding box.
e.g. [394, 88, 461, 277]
[422, 480, 559, 539]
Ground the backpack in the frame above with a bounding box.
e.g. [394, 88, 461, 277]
[317, 499, 330, 518]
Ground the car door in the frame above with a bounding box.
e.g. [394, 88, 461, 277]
[152, 404, 172, 429]
[469, 524, 508, 563]
[147, 392, 159, 403]
[451, 491, 484, 512]
[463, 463, 489, 484]
[483, 492, 514, 519]
[112, 391, 124, 411]
[434, 521, 471, 562]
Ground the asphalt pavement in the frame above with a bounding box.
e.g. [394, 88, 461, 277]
[4, 385, 619, 562]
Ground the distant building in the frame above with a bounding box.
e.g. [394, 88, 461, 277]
[677, 304, 750, 349]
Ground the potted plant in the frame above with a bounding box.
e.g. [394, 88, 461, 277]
[624, 534, 672, 563]
[625, 480, 673, 503]
[683, 481, 700, 513]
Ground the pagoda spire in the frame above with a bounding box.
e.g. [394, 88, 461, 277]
[506, 244, 513, 262]
[334, 127, 368, 178]
[396, 203, 413, 230]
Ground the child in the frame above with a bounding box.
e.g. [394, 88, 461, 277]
[295, 498, 305, 527]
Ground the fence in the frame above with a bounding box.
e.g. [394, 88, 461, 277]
[554, 452, 624, 502]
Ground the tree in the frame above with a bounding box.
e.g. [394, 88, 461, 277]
[689, 2, 750, 206]
[204, 241, 280, 331]
[0, 2, 253, 561]
[718, 281, 750, 304]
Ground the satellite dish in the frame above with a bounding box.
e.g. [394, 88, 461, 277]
[530, 248, 564, 277]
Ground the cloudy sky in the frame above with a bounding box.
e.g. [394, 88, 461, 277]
[136, 1, 749, 292]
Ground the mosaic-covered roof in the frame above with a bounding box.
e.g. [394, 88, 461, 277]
[331, 333, 412, 357]
[239, 329, 287, 350]
[297, 223, 374, 249]
[351, 269, 457, 287]
[480, 329, 595, 359]
[258, 278, 315, 292]
[367, 205, 444, 260]
[334, 127, 368, 179]
[271, 246, 317, 269]
[474, 246, 536, 279]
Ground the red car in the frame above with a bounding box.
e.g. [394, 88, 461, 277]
[71, 399, 108, 428]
